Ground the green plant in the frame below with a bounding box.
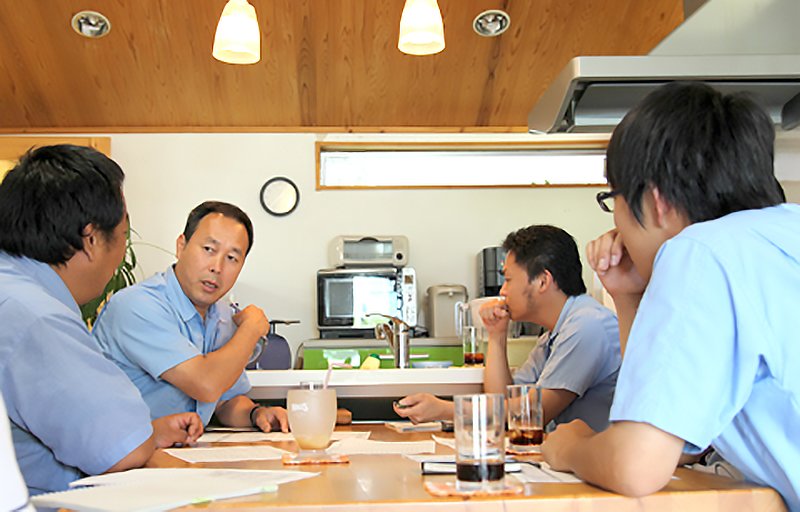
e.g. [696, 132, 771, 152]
[81, 228, 138, 328]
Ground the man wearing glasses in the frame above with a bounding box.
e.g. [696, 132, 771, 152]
[542, 82, 799, 511]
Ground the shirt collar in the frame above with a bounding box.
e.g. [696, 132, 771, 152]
[164, 265, 219, 323]
[0, 252, 81, 316]
[549, 294, 580, 341]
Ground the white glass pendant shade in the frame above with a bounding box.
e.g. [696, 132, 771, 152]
[212, 0, 261, 64]
[398, 0, 445, 56]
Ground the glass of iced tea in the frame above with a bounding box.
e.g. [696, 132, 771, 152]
[454, 393, 505, 491]
[462, 326, 484, 366]
[287, 381, 337, 455]
[506, 384, 543, 452]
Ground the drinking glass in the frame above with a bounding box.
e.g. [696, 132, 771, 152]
[506, 384, 544, 453]
[454, 393, 505, 491]
[462, 326, 484, 366]
[287, 381, 337, 455]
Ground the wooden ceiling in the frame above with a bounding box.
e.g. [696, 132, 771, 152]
[0, 1, 684, 132]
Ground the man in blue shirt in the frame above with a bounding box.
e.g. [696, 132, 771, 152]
[542, 82, 799, 511]
[395, 226, 620, 433]
[93, 201, 288, 432]
[0, 145, 202, 494]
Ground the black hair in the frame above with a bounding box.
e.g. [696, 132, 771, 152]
[182, 201, 254, 255]
[503, 225, 586, 296]
[0, 144, 125, 265]
[606, 81, 785, 224]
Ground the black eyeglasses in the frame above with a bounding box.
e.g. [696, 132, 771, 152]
[596, 190, 620, 213]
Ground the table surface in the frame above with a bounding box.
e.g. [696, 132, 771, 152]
[150, 424, 786, 512]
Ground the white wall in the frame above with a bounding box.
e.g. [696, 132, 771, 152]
[652, 0, 800, 55]
[109, 133, 616, 357]
[86, 131, 799, 358]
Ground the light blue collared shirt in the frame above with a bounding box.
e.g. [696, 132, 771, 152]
[610, 204, 800, 512]
[93, 266, 251, 425]
[513, 294, 620, 432]
[0, 252, 153, 494]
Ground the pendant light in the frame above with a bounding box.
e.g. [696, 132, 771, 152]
[398, 0, 445, 56]
[212, 0, 261, 64]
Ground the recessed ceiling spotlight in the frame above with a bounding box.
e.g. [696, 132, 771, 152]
[473, 9, 510, 37]
[71, 11, 111, 39]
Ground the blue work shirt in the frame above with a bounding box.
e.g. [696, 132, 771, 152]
[93, 266, 251, 425]
[513, 294, 620, 432]
[610, 204, 800, 511]
[0, 253, 153, 494]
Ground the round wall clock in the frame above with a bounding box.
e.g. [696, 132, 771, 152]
[259, 177, 299, 217]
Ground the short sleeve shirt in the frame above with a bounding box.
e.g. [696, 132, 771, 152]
[513, 294, 621, 432]
[0, 253, 153, 494]
[610, 204, 800, 512]
[0, 395, 31, 511]
[92, 266, 251, 425]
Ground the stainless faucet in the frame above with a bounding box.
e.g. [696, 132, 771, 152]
[367, 313, 411, 369]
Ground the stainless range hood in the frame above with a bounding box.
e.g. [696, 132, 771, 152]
[528, 55, 800, 134]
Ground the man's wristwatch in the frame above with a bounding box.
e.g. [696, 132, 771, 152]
[249, 404, 264, 427]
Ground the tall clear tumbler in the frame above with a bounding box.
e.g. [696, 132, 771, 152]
[454, 393, 505, 491]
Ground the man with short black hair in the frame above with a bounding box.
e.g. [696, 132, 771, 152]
[94, 201, 288, 432]
[542, 82, 799, 511]
[0, 145, 202, 494]
[395, 225, 620, 432]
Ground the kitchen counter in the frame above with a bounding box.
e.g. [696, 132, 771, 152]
[247, 367, 483, 400]
[297, 335, 540, 369]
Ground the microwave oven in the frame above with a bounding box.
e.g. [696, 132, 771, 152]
[317, 267, 417, 339]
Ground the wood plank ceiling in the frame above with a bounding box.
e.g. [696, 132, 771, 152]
[0, 0, 684, 132]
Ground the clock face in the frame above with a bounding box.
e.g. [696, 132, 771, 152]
[260, 177, 299, 216]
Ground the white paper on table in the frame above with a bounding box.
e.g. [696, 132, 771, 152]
[32, 473, 277, 512]
[164, 445, 289, 463]
[198, 431, 371, 443]
[431, 434, 456, 449]
[328, 438, 436, 455]
[70, 468, 319, 488]
[512, 462, 582, 483]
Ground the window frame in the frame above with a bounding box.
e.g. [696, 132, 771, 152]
[315, 137, 610, 190]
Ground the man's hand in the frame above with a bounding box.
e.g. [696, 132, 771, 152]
[394, 393, 453, 423]
[151, 412, 203, 448]
[586, 229, 648, 299]
[232, 304, 270, 339]
[478, 298, 510, 339]
[253, 406, 289, 433]
[541, 419, 595, 471]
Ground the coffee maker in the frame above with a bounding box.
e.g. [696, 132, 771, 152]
[478, 246, 506, 297]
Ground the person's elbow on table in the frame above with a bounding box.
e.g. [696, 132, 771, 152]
[543, 420, 683, 498]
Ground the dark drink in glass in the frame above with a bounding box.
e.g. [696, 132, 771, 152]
[456, 460, 505, 483]
[506, 384, 544, 453]
[463, 352, 484, 366]
[509, 427, 544, 447]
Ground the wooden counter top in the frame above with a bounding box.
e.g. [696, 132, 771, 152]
[149, 424, 786, 511]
